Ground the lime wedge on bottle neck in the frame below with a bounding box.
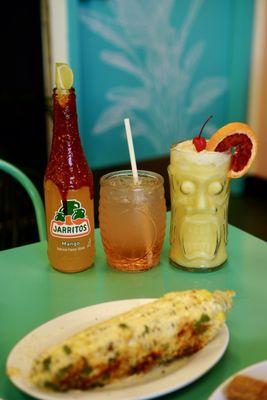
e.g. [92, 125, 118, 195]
[55, 63, 74, 91]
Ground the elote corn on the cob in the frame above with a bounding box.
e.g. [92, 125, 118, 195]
[30, 289, 234, 391]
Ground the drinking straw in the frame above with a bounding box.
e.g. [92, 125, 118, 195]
[124, 118, 139, 184]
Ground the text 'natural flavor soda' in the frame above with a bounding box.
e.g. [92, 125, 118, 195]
[44, 63, 95, 272]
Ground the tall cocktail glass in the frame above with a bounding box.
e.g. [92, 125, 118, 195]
[99, 170, 166, 272]
[168, 141, 231, 271]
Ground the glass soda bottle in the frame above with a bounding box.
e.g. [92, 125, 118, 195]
[44, 63, 95, 272]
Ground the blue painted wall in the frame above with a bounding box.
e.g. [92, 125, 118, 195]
[67, 0, 254, 170]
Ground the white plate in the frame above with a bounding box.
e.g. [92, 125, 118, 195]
[7, 298, 229, 400]
[209, 360, 267, 400]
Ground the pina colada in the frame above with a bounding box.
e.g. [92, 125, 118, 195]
[168, 118, 257, 271]
[168, 141, 231, 270]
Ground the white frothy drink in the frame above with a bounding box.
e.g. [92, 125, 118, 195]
[168, 140, 231, 270]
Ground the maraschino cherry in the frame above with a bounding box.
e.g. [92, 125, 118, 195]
[193, 115, 213, 152]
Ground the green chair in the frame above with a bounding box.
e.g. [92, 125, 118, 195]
[0, 159, 46, 241]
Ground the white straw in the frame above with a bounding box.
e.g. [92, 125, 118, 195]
[124, 118, 139, 184]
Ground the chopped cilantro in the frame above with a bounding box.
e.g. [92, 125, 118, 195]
[119, 323, 129, 329]
[42, 356, 51, 371]
[163, 343, 170, 351]
[62, 345, 72, 355]
[143, 325, 150, 335]
[56, 364, 72, 379]
[44, 380, 58, 390]
[199, 313, 210, 323]
[82, 364, 92, 375]
[194, 313, 210, 334]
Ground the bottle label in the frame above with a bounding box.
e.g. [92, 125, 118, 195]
[50, 199, 91, 238]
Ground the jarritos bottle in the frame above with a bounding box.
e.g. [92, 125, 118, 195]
[44, 63, 95, 272]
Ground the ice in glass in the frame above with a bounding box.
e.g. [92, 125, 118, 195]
[168, 141, 231, 270]
[99, 170, 166, 271]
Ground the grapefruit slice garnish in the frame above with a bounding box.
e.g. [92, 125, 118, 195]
[206, 122, 257, 178]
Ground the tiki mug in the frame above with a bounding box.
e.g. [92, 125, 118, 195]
[168, 141, 231, 271]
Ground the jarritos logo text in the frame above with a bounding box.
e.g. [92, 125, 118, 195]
[50, 199, 91, 238]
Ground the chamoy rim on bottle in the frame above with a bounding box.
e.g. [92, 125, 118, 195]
[44, 63, 95, 273]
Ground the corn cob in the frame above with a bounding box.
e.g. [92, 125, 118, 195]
[30, 289, 234, 391]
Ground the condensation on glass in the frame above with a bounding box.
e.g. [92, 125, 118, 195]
[168, 143, 231, 271]
[99, 170, 166, 272]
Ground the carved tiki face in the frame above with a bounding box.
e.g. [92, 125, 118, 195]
[168, 145, 231, 267]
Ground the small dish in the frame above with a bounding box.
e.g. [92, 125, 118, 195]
[209, 359, 267, 400]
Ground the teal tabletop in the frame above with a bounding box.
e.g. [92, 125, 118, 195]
[1, 215, 267, 400]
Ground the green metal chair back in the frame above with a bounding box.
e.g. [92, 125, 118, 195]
[0, 159, 46, 241]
